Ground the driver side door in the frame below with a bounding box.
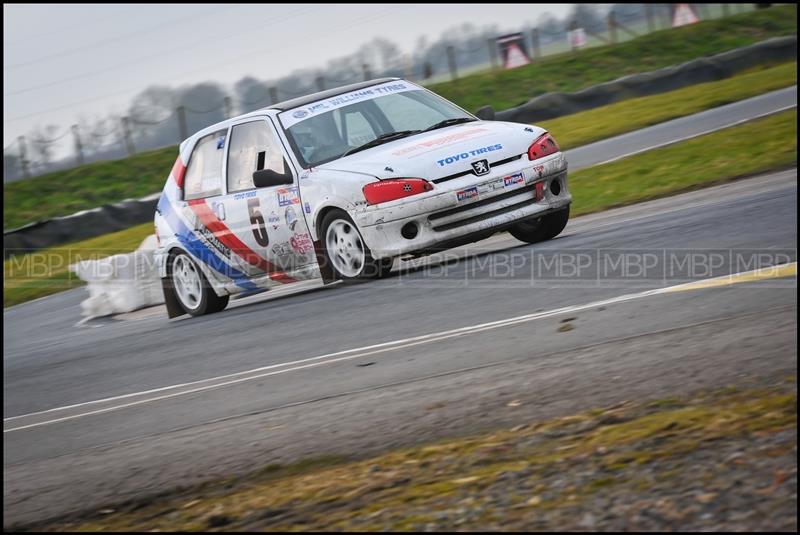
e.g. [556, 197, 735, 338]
[220, 118, 315, 286]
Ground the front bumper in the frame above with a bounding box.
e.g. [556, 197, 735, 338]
[354, 153, 571, 258]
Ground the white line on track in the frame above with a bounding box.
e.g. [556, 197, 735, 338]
[590, 104, 797, 167]
[4, 262, 795, 433]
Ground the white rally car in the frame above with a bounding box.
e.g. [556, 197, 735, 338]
[154, 78, 571, 317]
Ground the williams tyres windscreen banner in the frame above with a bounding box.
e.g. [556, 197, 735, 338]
[495, 33, 531, 69]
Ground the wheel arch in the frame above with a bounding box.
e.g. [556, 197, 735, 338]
[314, 205, 349, 238]
[165, 245, 227, 297]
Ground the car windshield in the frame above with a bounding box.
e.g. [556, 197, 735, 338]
[279, 83, 475, 168]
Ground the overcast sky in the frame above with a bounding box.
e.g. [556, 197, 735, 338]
[4, 3, 579, 152]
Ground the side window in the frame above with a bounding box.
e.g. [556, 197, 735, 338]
[227, 120, 288, 192]
[184, 131, 226, 200]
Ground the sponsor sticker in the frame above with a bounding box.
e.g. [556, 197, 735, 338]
[276, 186, 301, 207]
[197, 225, 231, 259]
[290, 232, 314, 254]
[391, 127, 490, 157]
[271, 242, 293, 257]
[477, 180, 504, 195]
[457, 186, 479, 202]
[279, 80, 421, 128]
[285, 205, 298, 231]
[304, 201, 312, 214]
[437, 144, 503, 167]
[503, 171, 525, 187]
[233, 190, 257, 200]
[268, 211, 280, 230]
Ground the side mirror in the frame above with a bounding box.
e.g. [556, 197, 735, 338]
[253, 168, 293, 188]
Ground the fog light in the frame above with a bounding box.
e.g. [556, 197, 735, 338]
[550, 179, 561, 196]
[401, 222, 419, 239]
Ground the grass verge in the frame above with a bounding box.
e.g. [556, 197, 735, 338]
[4, 5, 796, 231]
[32, 379, 796, 531]
[3, 110, 796, 308]
[430, 4, 797, 112]
[3, 222, 154, 308]
[540, 61, 797, 150]
[567, 109, 797, 215]
[4, 145, 177, 231]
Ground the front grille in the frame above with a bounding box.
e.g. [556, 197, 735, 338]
[429, 185, 531, 221]
[429, 185, 536, 232]
[432, 154, 524, 184]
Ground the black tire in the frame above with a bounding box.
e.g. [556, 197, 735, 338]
[509, 206, 570, 244]
[168, 250, 229, 316]
[320, 209, 390, 282]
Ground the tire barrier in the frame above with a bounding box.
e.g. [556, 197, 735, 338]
[70, 234, 164, 318]
[478, 36, 797, 123]
[4, 193, 160, 258]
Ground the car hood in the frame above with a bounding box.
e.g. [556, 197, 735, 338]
[316, 120, 545, 181]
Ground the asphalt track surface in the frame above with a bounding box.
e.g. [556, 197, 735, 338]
[3, 92, 798, 526]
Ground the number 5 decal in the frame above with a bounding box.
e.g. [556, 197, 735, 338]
[247, 198, 270, 246]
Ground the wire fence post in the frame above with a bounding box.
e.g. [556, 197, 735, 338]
[362, 63, 372, 81]
[722, 3, 730, 17]
[177, 106, 188, 141]
[645, 4, 655, 32]
[72, 125, 84, 166]
[446, 45, 458, 81]
[403, 54, 413, 80]
[608, 12, 618, 43]
[488, 38, 498, 70]
[269, 87, 279, 105]
[17, 136, 29, 179]
[423, 62, 433, 80]
[315, 75, 325, 92]
[531, 28, 541, 60]
[224, 96, 233, 119]
[121, 117, 135, 156]
[661, 5, 671, 28]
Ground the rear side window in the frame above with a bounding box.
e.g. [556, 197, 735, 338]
[227, 120, 288, 192]
[184, 131, 227, 200]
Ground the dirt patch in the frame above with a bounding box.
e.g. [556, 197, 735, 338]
[31, 378, 797, 532]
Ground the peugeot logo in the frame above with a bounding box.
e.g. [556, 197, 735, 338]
[471, 159, 490, 176]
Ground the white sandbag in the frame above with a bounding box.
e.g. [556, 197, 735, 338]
[70, 234, 164, 318]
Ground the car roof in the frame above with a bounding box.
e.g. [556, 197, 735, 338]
[268, 77, 400, 111]
[182, 77, 402, 150]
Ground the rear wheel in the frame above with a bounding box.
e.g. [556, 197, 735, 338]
[509, 206, 570, 244]
[169, 251, 229, 316]
[321, 210, 390, 281]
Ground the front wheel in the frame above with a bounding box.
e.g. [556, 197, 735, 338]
[321, 210, 390, 282]
[509, 206, 570, 244]
[169, 251, 229, 316]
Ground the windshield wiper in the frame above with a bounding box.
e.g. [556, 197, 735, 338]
[422, 117, 478, 132]
[341, 130, 420, 157]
